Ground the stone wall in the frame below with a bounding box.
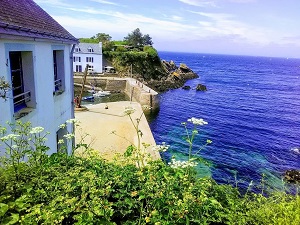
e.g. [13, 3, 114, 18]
[124, 80, 159, 109]
[73, 76, 159, 110]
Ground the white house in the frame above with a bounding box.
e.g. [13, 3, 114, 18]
[73, 42, 103, 73]
[0, 0, 78, 155]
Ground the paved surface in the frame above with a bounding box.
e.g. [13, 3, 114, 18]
[74, 101, 160, 161]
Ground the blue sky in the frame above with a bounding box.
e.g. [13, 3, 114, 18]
[34, 0, 300, 58]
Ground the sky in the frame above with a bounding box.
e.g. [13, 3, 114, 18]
[34, 0, 300, 58]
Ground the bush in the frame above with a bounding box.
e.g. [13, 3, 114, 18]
[0, 121, 299, 224]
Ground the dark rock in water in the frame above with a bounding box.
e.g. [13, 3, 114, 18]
[284, 169, 300, 183]
[196, 84, 207, 91]
[147, 60, 199, 92]
[182, 85, 191, 90]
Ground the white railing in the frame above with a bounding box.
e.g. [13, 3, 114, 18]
[13, 91, 31, 106]
[54, 79, 62, 90]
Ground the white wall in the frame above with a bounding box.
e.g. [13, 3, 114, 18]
[73, 53, 103, 73]
[0, 39, 74, 156]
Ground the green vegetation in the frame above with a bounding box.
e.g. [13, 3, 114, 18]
[0, 117, 299, 224]
[80, 29, 167, 80]
[0, 76, 10, 99]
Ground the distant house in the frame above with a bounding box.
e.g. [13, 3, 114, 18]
[0, 0, 78, 155]
[73, 43, 103, 73]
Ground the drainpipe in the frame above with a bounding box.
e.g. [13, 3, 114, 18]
[70, 44, 76, 119]
[70, 43, 76, 154]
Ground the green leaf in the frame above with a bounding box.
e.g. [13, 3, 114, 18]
[0, 203, 8, 217]
[2, 213, 19, 225]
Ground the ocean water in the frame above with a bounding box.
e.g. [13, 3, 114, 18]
[150, 52, 300, 189]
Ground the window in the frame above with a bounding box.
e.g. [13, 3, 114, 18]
[76, 65, 82, 72]
[88, 47, 94, 53]
[74, 47, 80, 52]
[53, 50, 65, 94]
[86, 57, 93, 63]
[73, 56, 81, 62]
[9, 51, 35, 114]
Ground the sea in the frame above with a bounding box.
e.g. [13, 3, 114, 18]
[149, 51, 300, 190]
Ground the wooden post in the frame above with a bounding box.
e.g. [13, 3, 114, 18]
[77, 64, 89, 108]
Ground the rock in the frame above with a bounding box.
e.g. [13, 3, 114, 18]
[196, 84, 207, 91]
[182, 85, 191, 90]
[147, 60, 199, 92]
[284, 169, 300, 183]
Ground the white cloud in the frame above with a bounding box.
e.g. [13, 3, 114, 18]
[90, 0, 119, 6]
[178, 0, 217, 7]
[171, 16, 183, 21]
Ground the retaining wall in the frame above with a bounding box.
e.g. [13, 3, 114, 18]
[73, 76, 159, 110]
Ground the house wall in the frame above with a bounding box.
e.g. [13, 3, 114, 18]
[0, 39, 74, 156]
[73, 54, 103, 73]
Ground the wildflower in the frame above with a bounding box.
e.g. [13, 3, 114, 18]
[0, 134, 20, 142]
[63, 133, 75, 140]
[187, 117, 208, 125]
[131, 191, 138, 197]
[206, 139, 212, 144]
[152, 142, 170, 152]
[142, 105, 152, 110]
[58, 139, 64, 144]
[168, 158, 198, 169]
[66, 119, 79, 124]
[0, 127, 7, 135]
[145, 217, 151, 223]
[59, 123, 66, 129]
[124, 106, 135, 115]
[29, 126, 44, 134]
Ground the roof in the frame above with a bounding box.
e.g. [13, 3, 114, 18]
[0, 0, 78, 43]
[75, 43, 102, 54]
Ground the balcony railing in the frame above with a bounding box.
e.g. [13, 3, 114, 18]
[13, 91, 31, 106]
[54, 79, 62, 90]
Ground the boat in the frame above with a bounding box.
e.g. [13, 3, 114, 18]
[82, 96, 94, 102]
[93, 90, 111, 97]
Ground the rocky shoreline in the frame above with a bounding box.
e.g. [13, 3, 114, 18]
[146, 60, 199, 92]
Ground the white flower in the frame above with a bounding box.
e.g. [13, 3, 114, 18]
[29, 126, 44, 134]
[124, 106, 135, 115]
[59, 123, 66, 129]
[66, 119, 80, 124]
[152, 142, 170, 152]
[58, 139, 64, 144]
[168, 158, 198, 169]
[0, 134, 20, 142]
[187, 117, 208, 126]
[63, 133, 75, 140]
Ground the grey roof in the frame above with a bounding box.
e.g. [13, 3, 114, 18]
[75, 43, 102, 54]
[0, 0, 78, 43]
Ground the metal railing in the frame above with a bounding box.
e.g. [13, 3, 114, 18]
[13, 91, 31, 106]
[54, 79, 62, 90]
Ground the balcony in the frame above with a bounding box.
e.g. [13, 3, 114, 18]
[14, 91, 33, 119]
[54, 79, 64, 95]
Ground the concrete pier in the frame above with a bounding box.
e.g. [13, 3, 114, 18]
[74, 101, 160, 161]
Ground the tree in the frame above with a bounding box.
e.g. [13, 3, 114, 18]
[91, 33, 114, 51]
[91, 33, 112, 43]
[123, 28, 153, 48]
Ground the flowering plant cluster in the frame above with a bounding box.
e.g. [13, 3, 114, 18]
[168, 158, 198, 169]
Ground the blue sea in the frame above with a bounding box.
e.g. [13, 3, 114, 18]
[150, 52, 300, 189]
